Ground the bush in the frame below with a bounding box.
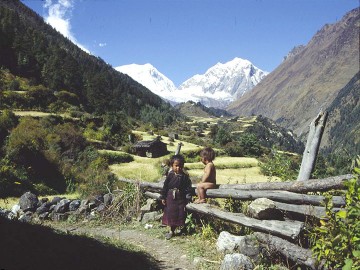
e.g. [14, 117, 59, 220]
[260, 149, 299, 181]
[99, 151, 134, 164]
[309, 157, 360, 269]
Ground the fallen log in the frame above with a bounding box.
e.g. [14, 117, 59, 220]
[144, 191, 161, 200]
[254, 232, 319, 270]
[186, 203, 304, 240]
[205, 189, 345, 207]
[219, 174, 352, 193]
[118, 177, 197, 192]
[273, 201, 341, 219]
[248, 198, 340, 220]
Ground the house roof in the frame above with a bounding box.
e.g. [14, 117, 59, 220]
[134, 138, 166, 148]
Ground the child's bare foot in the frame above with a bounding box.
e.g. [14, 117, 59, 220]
[194, 199, 206, 204]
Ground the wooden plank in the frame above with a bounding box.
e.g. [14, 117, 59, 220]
[205, 189, 345, 207]
[254, 232, 318, 269]
[186, 203, 303, 240]
[219, 174, 352, 192]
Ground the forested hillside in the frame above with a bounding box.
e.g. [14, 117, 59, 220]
[0, 0, 182, 198]
[0, 0, 177, 120]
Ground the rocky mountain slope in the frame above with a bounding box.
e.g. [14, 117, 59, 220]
[227, 8, 359, 146]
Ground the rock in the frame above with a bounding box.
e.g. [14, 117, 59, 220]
[96, 203, 106, 212]
[38, 212, 49, 220]
[53, 199, 71, 213]
[69, 200, 81, 211]
[103, 193, 113, 206]
[217, 231, 243, 254]
[19, 211, 33, 223]
[141, 211, 162, 224]
[50, 196, 63, 205]
[141, 198, 156, 214]
[217, 231, 260, 262]
[11, 204, 21, 216]
[248, 198, 283, 220]
[52, 213, 69, 221]
[220, 253, 253, 270]
[19, 192, 39, 212]
[93, 195, 104, 206]
[36, 203, 50, 215]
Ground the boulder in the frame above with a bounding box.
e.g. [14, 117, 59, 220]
[19, 192, 39, 212]
[216, 231, 260, 261]
[220, 253, 253, 270]
[141, 211, 162, 224]
[53, 199, 71, 213]
[248, 198, 283, 220]
[50, 196, 63, 205]
[69, 200, 81, 211]
[36, 203, 50, 215]
[103, 193, 113, 206]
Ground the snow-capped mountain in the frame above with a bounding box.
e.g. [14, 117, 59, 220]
[115, 63, 177, 97]
[115, 58, 268, 109]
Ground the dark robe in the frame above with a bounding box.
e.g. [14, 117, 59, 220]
[160, 171, 192, 227]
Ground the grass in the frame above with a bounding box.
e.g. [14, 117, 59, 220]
[188, 167, 275, 184]
[108, 151, 275, 184]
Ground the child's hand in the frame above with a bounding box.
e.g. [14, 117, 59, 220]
[161, 199, 166, 205]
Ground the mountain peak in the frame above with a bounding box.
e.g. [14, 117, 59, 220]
[115, 57, 268, 109]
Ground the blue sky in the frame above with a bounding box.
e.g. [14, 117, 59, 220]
[21, 0, 358, 86]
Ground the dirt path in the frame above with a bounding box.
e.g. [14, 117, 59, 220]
[57, 225, 197, 270]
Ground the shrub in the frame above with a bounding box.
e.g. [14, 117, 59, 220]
[99, 151, 134, 164]
[309, 157, 360, 269]
[260, 149, 298, 181]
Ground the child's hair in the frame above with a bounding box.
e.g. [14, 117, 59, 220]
[200, 147, 215, 162]
[170, 154, 185, 166]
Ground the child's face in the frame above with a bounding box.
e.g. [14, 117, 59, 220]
[200, 156, 207, 165]
[172, 160, 183, 174]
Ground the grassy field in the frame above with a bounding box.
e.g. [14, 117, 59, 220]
[109, 152, 276, 184]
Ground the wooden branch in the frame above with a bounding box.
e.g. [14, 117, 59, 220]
[205, 189, 345, 207]
[254, 232, 319, 269]
[219, 174, 352, 193]
[118, 177, 197, 192]
[186, 203, 304, 240]
[144, 191, 161, 200]
[297, 111, 328, 181]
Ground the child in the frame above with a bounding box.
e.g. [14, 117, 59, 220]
[160, 154, 192, 240]
[195, 147, 217, 204]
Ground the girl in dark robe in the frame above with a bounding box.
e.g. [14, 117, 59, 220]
[160, 154, 192, 240]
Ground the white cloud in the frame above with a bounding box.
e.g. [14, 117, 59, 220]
[43, 0, 90, 53]
[99, 43, 107, 47]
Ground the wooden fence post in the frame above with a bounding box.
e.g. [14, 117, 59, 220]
[175, 142, 183, 155]
[297, 111, 328, 181]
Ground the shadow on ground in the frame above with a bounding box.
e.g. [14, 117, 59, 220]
[0, 216, 161, 270]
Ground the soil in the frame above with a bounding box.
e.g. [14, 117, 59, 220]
[54, 223, 197, 270]
[0, 215, 199, 270]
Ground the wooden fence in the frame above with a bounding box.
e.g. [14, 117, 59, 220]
[118, 174, 353, 269]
